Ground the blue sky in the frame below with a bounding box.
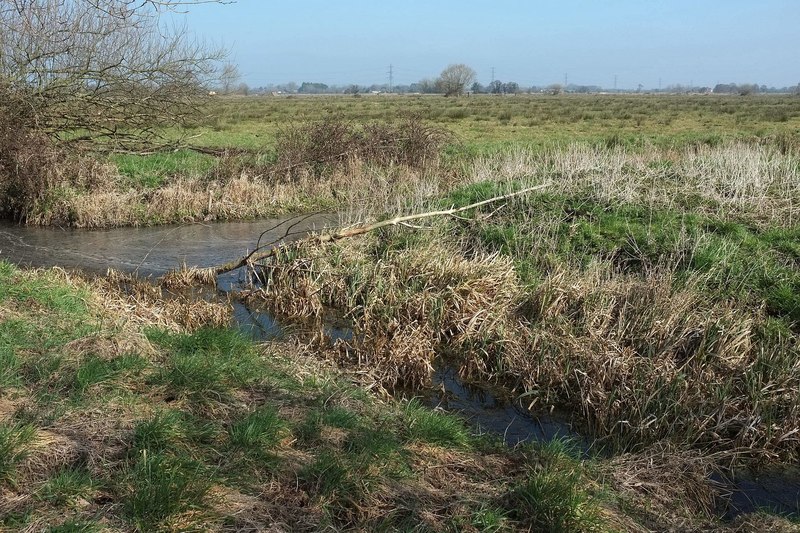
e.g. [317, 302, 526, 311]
[177, 0, 799, 89]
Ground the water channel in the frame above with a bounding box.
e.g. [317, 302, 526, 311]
[1, 217, 798, 521]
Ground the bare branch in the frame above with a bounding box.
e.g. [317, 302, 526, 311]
[180, 183, 551, 280]
[0, 0, 230, 149]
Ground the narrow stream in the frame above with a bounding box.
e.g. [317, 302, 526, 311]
[1, 217, 798, 521]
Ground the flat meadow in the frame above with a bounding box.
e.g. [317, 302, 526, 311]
[2, 93, 800, 531]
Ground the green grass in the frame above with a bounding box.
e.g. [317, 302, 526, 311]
[443, 184, 800, 324]
[66, 353, 148, 400]
[110, 150, 215, 189]
[122, 451, 212, 531]
[509, 440, 601, 533]
[185, 94, 800, 151]
[0, 422, 36, 484]
[131, 410, 219, 455]
[37, 467, 97, 507]
[147, 327, 267, 406]
[228, 405, 286, 450]
[403, 399, 471, 448]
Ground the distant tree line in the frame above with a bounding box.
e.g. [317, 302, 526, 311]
[237, 64, 800, 97]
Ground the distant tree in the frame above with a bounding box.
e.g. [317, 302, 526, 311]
[298, 82, 329, 94]
[547, 84, 564, 95]
[220, 63, 241, 94]
[344, 84, 361, 95]
[503, 81, 520, 94]
[488, 80, 504, 94]
[738, 83, 758, 96]
[470, 82, 485, 94]
[413, 78, 438, 94]
[235, 83, 250, 96]
[436, 64, 476, 96]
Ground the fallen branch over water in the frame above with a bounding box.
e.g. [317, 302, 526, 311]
[165, 183, 550, 283]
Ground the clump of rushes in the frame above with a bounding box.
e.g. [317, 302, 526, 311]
[257, 236, 521, 389]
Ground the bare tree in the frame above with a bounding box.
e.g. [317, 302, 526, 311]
[436, 64, 476, 97]
[0, 0, 228, 150]
[220, 63, 241, 94]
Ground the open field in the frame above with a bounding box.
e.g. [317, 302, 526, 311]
[187, 93, 800, 151]
[2, 94, 800, 529]
[8, 94, 800, 228]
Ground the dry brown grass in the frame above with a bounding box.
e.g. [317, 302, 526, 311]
[25, 156, 459, 228]
[92, 269, 231, 332]
[606, 441, 726, 519]
[248, 231, 800, 463]
[252, 237, 520, 389]
[471, 142, 800, 227]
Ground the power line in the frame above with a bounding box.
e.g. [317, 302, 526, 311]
[388, 64, 393, 93]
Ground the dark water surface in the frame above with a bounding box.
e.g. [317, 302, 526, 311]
[1, 217, 798, 521]
[0, 216, 336, 279]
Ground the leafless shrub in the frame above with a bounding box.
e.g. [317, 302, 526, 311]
[0, 88, 115, 222]
[0, 0, 226, 149]
[274, 116, 451, 179]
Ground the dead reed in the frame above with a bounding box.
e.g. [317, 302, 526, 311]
[471, 142, 800, 227]
[248, 228, 800, 462]
[93, 269, 232, 331]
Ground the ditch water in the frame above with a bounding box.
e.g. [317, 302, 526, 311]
[1, 217, 798, 521]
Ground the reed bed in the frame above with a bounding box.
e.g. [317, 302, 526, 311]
[471, 142, 800, 227]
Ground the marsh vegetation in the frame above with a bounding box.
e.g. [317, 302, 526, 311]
[1, 94, 800, 531]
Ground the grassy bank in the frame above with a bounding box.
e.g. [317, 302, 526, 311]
[2, 94, 799, 530]
[0, 262, 634, 531]
[4, 94, 800, 228]
[2, 266, 797, 531]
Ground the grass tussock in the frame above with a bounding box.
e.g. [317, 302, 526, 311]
[255, 237, 520, 388]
